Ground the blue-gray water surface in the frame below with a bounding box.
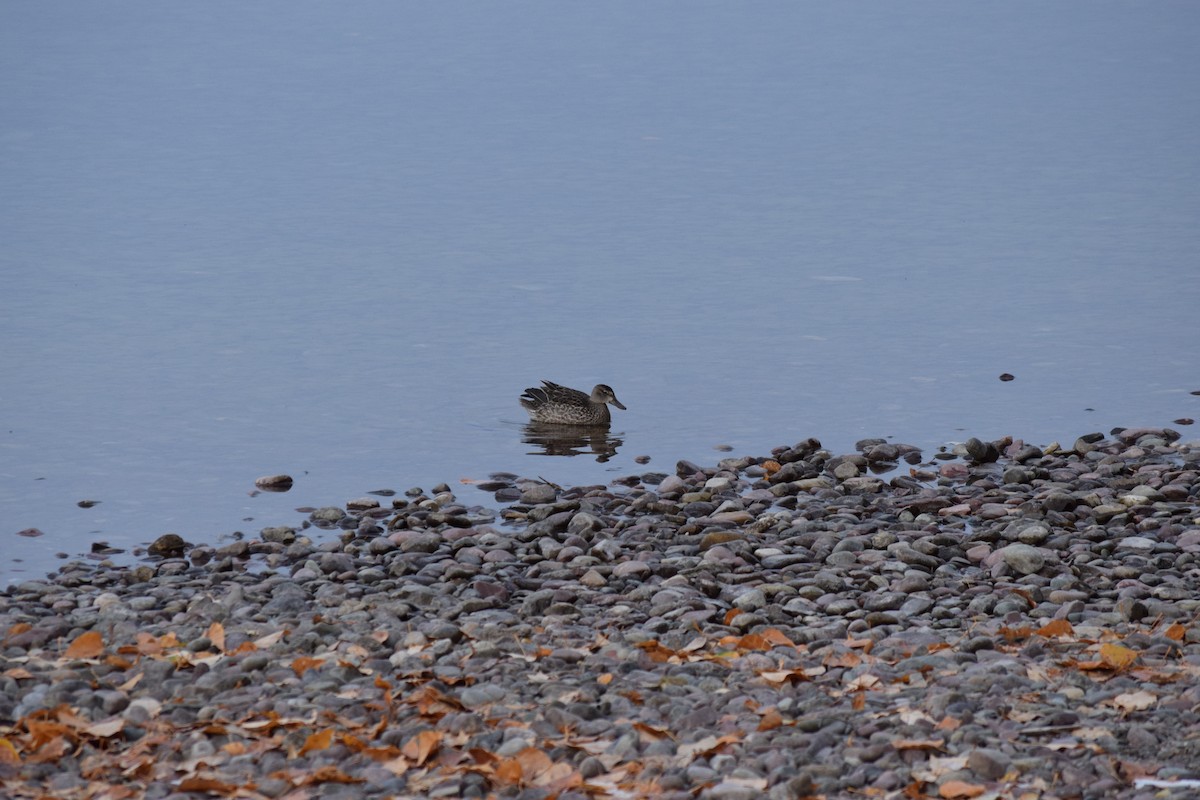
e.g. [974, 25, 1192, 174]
[3, 3, 1198, 584]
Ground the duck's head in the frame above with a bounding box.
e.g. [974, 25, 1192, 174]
[591, 384, 626, 410]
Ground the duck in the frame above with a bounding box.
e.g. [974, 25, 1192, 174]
[519, 380, 626, 425]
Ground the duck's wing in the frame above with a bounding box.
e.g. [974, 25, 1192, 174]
[540, 380, 591, 404]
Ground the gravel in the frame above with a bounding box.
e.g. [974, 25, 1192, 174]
[2, 427, 1200, 799]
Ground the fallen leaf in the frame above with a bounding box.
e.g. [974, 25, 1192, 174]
[297, 765, 364, 786]
[597, 673, 613, 686]
[940, 779, 986, 798]
[757, 710, 783, 731]
[206, 622, 226, 652]
[1111, 691, 1156, 713]
[1099, 643, 1138, 671]
[401, 730, 441, 766]
[6, 622, 33, 639]
[65, 631, 104, 659]
[0, 737, 20, 766]
[1037, 619, 1074, 638]
[759, 669, 809, 685]
[292, 656, 325, 677]
[300, 728, 335, 755]
[254, 630, 286, 648]
[999, 625, 1033, 642]
[85, 717, 125, 738]
[178, 777, 238, 793]
[1164, 623, 1186, 642]
[893, 738, 945, 751]
[846, 674, 880, 691]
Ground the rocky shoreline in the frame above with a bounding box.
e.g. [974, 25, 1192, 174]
[2, 426, 1199, 799]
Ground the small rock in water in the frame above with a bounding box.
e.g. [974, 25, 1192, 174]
[17, 528, 45, 538]
[77, 499, 101, 508]
[254, 474, 294, 491]
[999, 373, 1015, 381]
[147, 533, 189, 558]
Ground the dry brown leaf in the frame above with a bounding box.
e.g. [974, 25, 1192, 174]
[597, 672, 614, 686]
[999, 625, 1033, 642]
[496, 756, 524, 784]
[1111, 690, 1156, 713]
[757, 710, 784, 731]
[1099, 643, 1138, 671]
[6, 622, 33, 640]
[633, 721, 672, 741]
[297, 765, 364, 786]
[291, 656, 325, 677]
[893, 738, 944, 751]
[206, 622, 226, 652]
[634, 639, 677, 663]
[371, 629, 390, 644]
[759, 668, 809, 685]
[300, 728, 335, 755]
[401, 730, 441, 765]
[254, 630, 286, 648]
[940, 779, 986, 798]
[759, 627, 798, 648]
[1037, 619, 1075, 638]
[823, 649, 862, 668]
[1164, 622, 1186, 642]
[178, 777, 238, 794]
[722, 608, 740, 626]
[4, 667, 34, 680]
[85, 717, 125, 738]
[0, 737, 20, 766]
[65, 631, 104, 659]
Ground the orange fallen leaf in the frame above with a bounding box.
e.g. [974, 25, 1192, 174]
[0, 737, 20, 766]
[297, 765, 363, 786]
[893, 738, 944, 751]
[206, 622, 225, 652]
[300, 728, 335, 755]
[401, 730, 441, 766]
[634, 640, 677, 663]
[597, 673, 613, 686]
[291, 656, 325, 677]
[6, 622, 33, 639]
[1037, 619, 1074, 638]
[1099, 643, 1138, 671]
[65, 631, 104, 659]
[999, 625, 1032, 642]
[757, 710, 784, 731]
[723, 608, 740, 626]
[940, 779, 986, 798]
[1164, 623, 1186, 642]
[178, 777, 238, 793]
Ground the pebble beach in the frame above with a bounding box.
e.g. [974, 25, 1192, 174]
[3, 426, 1199, 800]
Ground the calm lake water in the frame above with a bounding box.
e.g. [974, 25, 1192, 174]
[3, 3, 1198, 585]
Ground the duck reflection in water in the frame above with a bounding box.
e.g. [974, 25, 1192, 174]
[518, 381, 627, 462]
[521, 422, 624, 462]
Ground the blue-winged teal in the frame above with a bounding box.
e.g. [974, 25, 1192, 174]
[520, 381, 626, 425]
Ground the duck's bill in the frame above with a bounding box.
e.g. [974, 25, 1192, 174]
[611, 400, 627, 410]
